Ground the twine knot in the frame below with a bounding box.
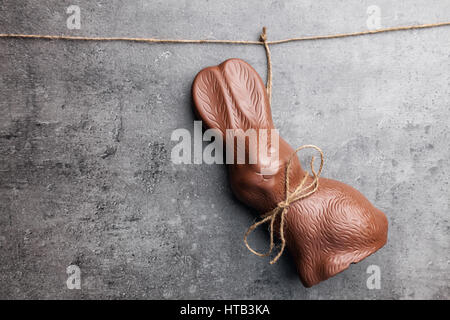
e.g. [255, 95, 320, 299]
[277, 201, 290, 209]
[244, 145, 324, 264]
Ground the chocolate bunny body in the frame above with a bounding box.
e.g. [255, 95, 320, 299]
[192, 58, 388, 287]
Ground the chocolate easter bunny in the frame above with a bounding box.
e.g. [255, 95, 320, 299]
[192, 58, 388, 287]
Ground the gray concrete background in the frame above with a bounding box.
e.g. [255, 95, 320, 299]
[0, 0, 449, 299]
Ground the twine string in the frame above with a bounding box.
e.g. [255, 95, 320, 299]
[242, 29, 324, 264]
[1, 21, 448, 263]
[1, 21, 449, 45]
[260, 27, 272, 104]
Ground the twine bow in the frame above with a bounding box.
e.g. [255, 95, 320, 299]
[243, 145, 324, 264]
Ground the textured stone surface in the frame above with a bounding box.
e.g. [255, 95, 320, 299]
[0, 0, 449, 299]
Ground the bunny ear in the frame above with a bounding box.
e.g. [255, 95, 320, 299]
[221, 59, 273, 130]
[192, 67, 230, 135]
[192, 59, 274, 135]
